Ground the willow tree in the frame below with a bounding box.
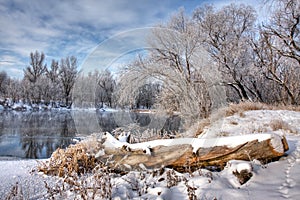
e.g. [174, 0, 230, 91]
[117, 9, 218, 125]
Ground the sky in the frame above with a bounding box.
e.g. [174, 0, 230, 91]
[0, 0, 264, 79]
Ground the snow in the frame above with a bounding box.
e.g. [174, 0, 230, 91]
[0, 109, 300, 199]
[103, 132, 283, 154]
[226, 160, 252, 173]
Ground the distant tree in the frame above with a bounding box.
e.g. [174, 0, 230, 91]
[96, 69, 116, 108]
[135, 83, 160, 109]
[6, 78, 21, 103]
[24, 51, 47, 83]
[59, 56, 78, 108]
[47, 59, 61, 104]
[47, 59, 60, 83]
[72, 72, 96, 108]
[23, 51, 48, 103]
[0, 71, 8, 96]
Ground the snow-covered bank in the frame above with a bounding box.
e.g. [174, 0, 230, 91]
[0, 159, 56, 199]
[0, 109, 299, 199]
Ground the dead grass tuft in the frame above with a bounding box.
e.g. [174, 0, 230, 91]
[194, 118, 211, 137]
[38, 142, 99, 177]
[224, 101, 300, 117]
[225, 101, 269, 117]
[270, 119, 298, 134]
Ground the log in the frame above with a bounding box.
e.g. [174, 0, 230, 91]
[97, 133, 289, 172]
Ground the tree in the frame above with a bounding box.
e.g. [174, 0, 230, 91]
[134, 83, 160, 109]
[0, 71, 8, 96]
[59, 56, 78, 108]
[252, 29, 300, 105]
[23, 51, 48, 104]
[251, 0, 300, 105]
[47, 59, 61, 105]
[96, 69, 116, 108]
[117, 9, 213, 123]
[6, 78, 21, 103]
[263, 0, 300, 64]
[193, 4, 258, 101]
[24, 51, 47, 83]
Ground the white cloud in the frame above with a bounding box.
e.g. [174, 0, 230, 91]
[0, 0, 267, 78]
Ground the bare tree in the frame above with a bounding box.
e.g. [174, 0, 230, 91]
[193, 4, 258, 101]
[24, 51, 47, 83]
[263, 0, 300, 64]
[252, 27, 300, 105]
[23, 51, 48, 103]
[135, 83, 160, 109]
[47, 59, 61, 105]
[117, 9, 214, 124]
[0, 71, 8, 96]
[96, 69, 116, 108]
[250, 0, 300, 105]
[6, 78, 21, 103]
[59, 56, 78, 108]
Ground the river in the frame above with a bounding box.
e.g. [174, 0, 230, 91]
[0, 110, 181, 159]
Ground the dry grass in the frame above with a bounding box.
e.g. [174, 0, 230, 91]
[224, 101, 300, 117]
[270, 119, 298, 134]
[194, 101, 300, 137]
[217, 131, 230, 137]
[194, 118, 211, 137]
[224, 101, 270, 117]
[38, 137, 103, 177]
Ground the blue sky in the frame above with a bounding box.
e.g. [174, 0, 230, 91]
[0, 0, 263, 78]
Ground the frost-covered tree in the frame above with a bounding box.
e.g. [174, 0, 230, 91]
[193, 4, 258, 101]
[23, 51, 48, 103]
[134, 83, 160, 109]
[6, 78, 22, 103]
[59, 56, 78, 108]
[96, 69, 116, 108]
[117, 9, 213, 123]
[24, 51, 47, 83]
[263, 0, 300, 64]
[0, 71, 8, 96]
[46, 59, 61, 105]
[251, 0, 300, 105]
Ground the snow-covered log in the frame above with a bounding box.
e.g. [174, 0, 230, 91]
[97, 133, 289, 172]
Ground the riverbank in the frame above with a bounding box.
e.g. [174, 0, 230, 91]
[1, 109, 300, 199]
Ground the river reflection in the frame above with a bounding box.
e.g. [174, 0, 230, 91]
[0, 110, 181, 159]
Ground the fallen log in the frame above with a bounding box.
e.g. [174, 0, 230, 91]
[97, 132, 289, 172]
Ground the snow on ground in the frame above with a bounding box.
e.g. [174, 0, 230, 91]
[0, 159, 56, 199]
[0, 109, 300, 199]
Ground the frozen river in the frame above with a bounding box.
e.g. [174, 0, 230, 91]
[0, 110, 181, 159]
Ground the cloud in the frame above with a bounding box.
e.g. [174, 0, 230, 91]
[0, 0, 264, 78]
[0, 0, 183, 78]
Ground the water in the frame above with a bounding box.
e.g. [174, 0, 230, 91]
[0, 110, 181, 159]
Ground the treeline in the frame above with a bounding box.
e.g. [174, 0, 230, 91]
[0, 51, 78, 109]
[0, 50, 161, 110]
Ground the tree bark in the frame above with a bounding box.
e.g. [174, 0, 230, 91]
[98, 134, 289, 172]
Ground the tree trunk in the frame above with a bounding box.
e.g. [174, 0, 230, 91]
[98, 133, 289, 172]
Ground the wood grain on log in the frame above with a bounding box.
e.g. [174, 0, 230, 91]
[97, 133, 289, 172]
